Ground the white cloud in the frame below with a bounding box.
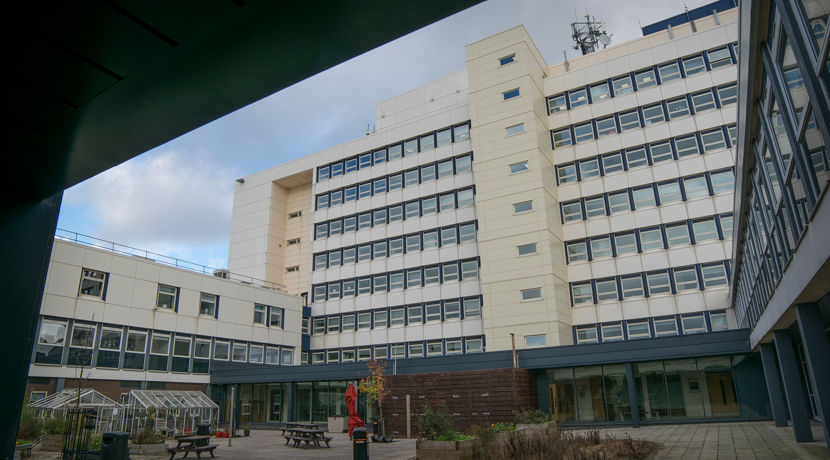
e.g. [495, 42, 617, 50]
[64, 148, 238, 258]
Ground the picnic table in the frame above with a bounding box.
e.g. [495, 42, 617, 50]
[167, 435, 217, 459]
[285, 422, 319, 429]
[282, 427, 332, 448]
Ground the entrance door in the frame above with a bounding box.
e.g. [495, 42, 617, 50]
[706, 373, 739, 416]
[548, 383, 576, 422]
[270, 390, 282, 422]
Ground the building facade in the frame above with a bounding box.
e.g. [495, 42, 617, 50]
[732, 0, 830, 448]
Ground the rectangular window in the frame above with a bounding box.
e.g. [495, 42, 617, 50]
[461, 260, 478, 280]
[318, 166, 330, 181]
[373, 274, 388, 292]
[441, 227, 457, 246]
[650, 141, 673, 163]
[331, 162, 344, 176]
[635, 68, 657, 89]
[595, 279, 618, 301]
[464, 297, 481, 317]
[358, 213, 371, 229]
[373, 178, 387, 195]
[455, 154, 472, 173]
[213, 341, 229, 360]
[552, 128, 572, 148]
[576, 326, 598, 344]
[639, 228, 663, 251]
[343, 216, 357, 232]
[281, 348, 294, 365]
[666, 97, 690, 119]
[691, 90, 716, 112]
[603, 153, 623, 174]
[253, 304, 266, 324]
[342, 314, 355, 331]
[674, 267, 699, 291]
[409, 343, 425, 358]
[613, 75, 634, 95]
[79, 269, 107, 298]
[658, 62, 681, 82]
[633, 186, 656, 209]
[658, 181, 682, 204]
[424, 266, 440, 285]
[442, 262, 459, 282]
[710, 312, 728, 331]
[562, 201, 582, 222]
[548, 94, 567, 113]
[567, 241, 588, 262]
[584, 196, 606, 218]
[389, 308, 405, 326]
[514, 200, 533, 213]
[571, 283, 592, 304]
[373, 310, 388, 328]
[720, 214, 733, 236]
[521, 287, 542, 301]
[422, 196, 437, 214]
[701, 129, 726, 151]
[454, 123, 470, 141]
[457, 188, 474, 207]
[654, 318, 678, 336]
[315, 223, 328, 239]
[445, 339, 462, 355]
[666, 223, 691, 247]
[426, 303, 441, 322]
[406, 268, 422, 288]
[357, 277, 371, 295]
[642, 103, 665, 126]
[330, 190, 343, 206]
[391, 344, 406, 358]
[621, 275, 644, 298]
[459, 223, 476, 242]
[422, 230, 439, 250]
[390, 271, 404, 290]
[608, 191, 630, 213]
[316, 195, 329, 209]
[717, 84, 738, 106]
[510, 161, 530, 175]
[710, 170, 734, 194]
[200, 293, 217, 316]
[627, 321, 651, 339]
[358, 182, 371, 199]
[312, 318, 325, 334]
[438, 159, 454, 178]
[328, 250, 342, 267]
[373, 241, 388, 259]
[327, 281, 341, 299]
[707, 47, 732, 68]
[683, 175, 709, 198]
[506, 123, 524, 136]
[591, 236, 612, 258]
[407, 305, 423, 323]
[287, 237, 300, 245]
[693, 219, 718, 242]
[359, 153, 372, 169]
[702, 263, 728, 287]
[569, 88, 588, 108]
[437, 128, 452, 146]
[503, 88, 520, 100]
[248, 344, 263, 364]
[591, 82, 611, 102]
[573, 123, 594, 143]
[683, 54, 706, 75]
[525, 335, 546, 347]
[420, 133, 435, 151]
[675, 135, 699, 157]
[682, 315, 707, 333]
[728, 124, 737, 146]
[618, 110, 641, 131]
[439, 193, 455, 211]
[580, 158, 600, 179]
[602, 323, 624, 341]
[313, 285, 326, 302]
[557, 164, 576, 183]
[615, 233, 637, 255]
[626, 146, 648, 168]
[345, 157, 358, 173]
[156, 284, 177, 310]
[444, 300, 461, 320]
[343, 187, 357, 203]
[421, 164, 436, 182]
[358, 312, 371, 329]
[517, 242, 537, 256]
[647, 272, 671, 295]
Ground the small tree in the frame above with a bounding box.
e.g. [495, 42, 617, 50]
[357, 359, 389, 436]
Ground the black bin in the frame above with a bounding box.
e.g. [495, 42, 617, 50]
[196, 423, 211, 446]
[371, 418, 379, 435]
[100, 432, 129, 460]
[352, 427, 368, 460]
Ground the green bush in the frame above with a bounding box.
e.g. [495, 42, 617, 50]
[513, 408, 549, 425]
[17, 400, 42, 441]
[490, 422, 515, 432]
[44, 416, 70, 435]
[415, 402, 457, 440]
[132, 422, 161, 444]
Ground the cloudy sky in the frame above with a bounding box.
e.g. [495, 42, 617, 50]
[58, 0, 714, 269]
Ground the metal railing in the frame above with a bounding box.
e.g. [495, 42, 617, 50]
[54, 228, 287, 292]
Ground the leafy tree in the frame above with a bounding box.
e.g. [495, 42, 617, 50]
[357, 359, 389, 436]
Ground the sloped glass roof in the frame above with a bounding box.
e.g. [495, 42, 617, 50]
[29, 388, 121, 410]
[128, 390, 218, 410]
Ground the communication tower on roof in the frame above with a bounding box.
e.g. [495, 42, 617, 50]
[571, 13, 612, 55]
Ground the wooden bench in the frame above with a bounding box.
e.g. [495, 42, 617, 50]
[15, 443, 33, 458]
[167, 443, 218, 459]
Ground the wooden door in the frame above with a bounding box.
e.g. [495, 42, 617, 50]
[707, 373, 739, 416]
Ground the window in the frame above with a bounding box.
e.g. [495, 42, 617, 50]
[675, 135, 699, 157]
[613, 75, 634, 95]
[407, 269, 421, 288]
[683, 176, 709, 198]
[650, 141, 673, 163]
[626, 147, 648, 169]
[409, 343, 424, 357]
[579, 158, 600, 179]
[727, 124, 737, 146]
[557, 164, 577, 183]
[683, 54, 706, 75]
[328, 250, 341, 267]
[439, 193, 455, 211]
[330, 190, 343, 206]
[373, 274, 388, 292]
[437, 160, 453, 178]
[584, 196, 606, 218]
[459, 223, 476, 242]
[573, 123, 594, 143]
[514, 200, 533, 213]
[455, 154, 472, 173]
[595, 117, 616, 137]
[97, 327, 121, 367]
[421, 164, 436, 182]
[249, 344, 263, 364]
[342, 314, 355, 331]
[373, 310, 388, 328]
[517, 243, 537, 256]
[318, 166, 330, 181]
[149, 333, 170, 369]
[281, 348, 294, 365]
[674, 267, 699, 291]
[595, 279, 618, 301]
[603, 153, 623, 174]
[441, 227, 457, 246]
[373, 240, 388, 258]
[647, 272, 671, 295]
[567, 241, 588, 262]
[506, 124, 524, 136]
[422, 196, 437, 214]
[691, 90, 716, 112]
[445, 340, 462, 355]
[633, 187, 655, 209]
[391, 344, 406, 358]
[315, 223, 328, 239]
[407, 305, 423, 323]
[658, 181, 682, 204]
[312, 317, 326, 334]
[642, 104, 665, 126]
[287, 237, 300, 245]
[548, 94, 567, 113]
[464, 298, 481, 317]
[591, 82, 611, 102]
[717, 84, 738, 105]
[639, 228, 663, 251]
[521, 287, 542, 301]
[253, 305, 266, 324]
[701, 129, 726, 151]
[552, 128, 572, 147]
[627, 321, 651, 339]
[269, 307, 283, 328]
[710, 170, 734, 194]
[331, 162, 344, 176]
[358, 312, 371, 329]
[562, 201, 582, 222]
[345, 157, 358, 173]
[344, 216, 357, 232]
[615, 233, 637, 255]
[571, 283, 592, 304]
[591, 236, 612, 258]
[156, 284, 177, 310]
[681, 315, 707, 333]
[422, 231, 438, 250]
[576, 326, 598, 344]
[442, 262, 459, 282]
[286, 265, 299, 273]
[601, 323, 624, 341]
[707, 47, 732, 68]
[457, 188, 474, 207]
[444, 301, 460, 320]
[424, 266, 440, 285]
[358, 244, 371, 261]
[635, 69, 657, 89]
[373, 178, 387, 195]
[658, 62, 681, 82]
[608, 191, 630, 214]
[701, 263, 728, 287]
[316, 195, 329, 209]
[621, 275, 644, 298]
[200, 293, 217, 317]
[654, 318, 678, 336]
[720, 214, 733, 236]
[618, 110, 640, 131]
[693, 219, 718, 242]
[311, 351, 324, 364]
[213, 341, 229, 360]
[569, 88, 588, 108]
[405, 169, 419, 187]
[454, 123, 470, 141]
[405, 201, 420, 219]
[710, 312, 728, 331]
[667, 97, 690, 118]
[79, 269, 106, 298]
[525, 335, 546, 347]
[437, 128, 452, 146]
[420, 133, 435, 151]
[426, 303, 441, 322]
[461, 260, 478, 279]
[503, 88, 520, 100]
[357, 277, 371, 295]
[359, 153, 372, 169]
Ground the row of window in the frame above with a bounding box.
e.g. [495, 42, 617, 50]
[311, 258, 480, 302]
[573, 310, 729, 344]
[560, 168, 735, 223]
[315, 153, 472, 210]
[547, 42, 737, 114]
[309, 296, 482, 335]
[316, 122, 471, 182]
[33, 318, 294, 371]
[306, 336, 485, 364]
[550, 84, 737, 149]
[565, 213, 734, 264]
[556, 123, 737, 184]
[313, 221, 477, 270]
[569, 260, 731, 307]
[314, 186, 475, 240]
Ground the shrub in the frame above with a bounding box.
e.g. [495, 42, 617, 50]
[513, 408, 549, 425]
[17, 401, 42, 441]
[132, 423, 161, 444]
[491, 428, 659, 460]
[490, 422, 515, 432]
[415, 402, 457, 440]
[44, 416, 70, 435]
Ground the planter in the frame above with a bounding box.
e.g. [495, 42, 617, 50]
[129, 441, 168, 455]
[516, 420, 557, 434]
[327, 415, 348, 433]
[416, 438, 478, 460]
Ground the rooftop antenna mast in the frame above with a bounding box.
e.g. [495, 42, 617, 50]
[571, 12, 612, 55]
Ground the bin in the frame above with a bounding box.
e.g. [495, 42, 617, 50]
[352, 427, 368, 460]
[100, 432, 129, 460]
[196, 423, 211, 446]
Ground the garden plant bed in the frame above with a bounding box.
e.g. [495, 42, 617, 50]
[491, 428, 660, 460]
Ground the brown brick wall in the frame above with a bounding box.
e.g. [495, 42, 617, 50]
[380, 368, 537, 438]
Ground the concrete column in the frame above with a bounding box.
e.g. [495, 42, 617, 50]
[795, 303, 830, 453]
[773, 330, 813, 442]
[759, 343, 789, 427]
[625, 363, 640, 428]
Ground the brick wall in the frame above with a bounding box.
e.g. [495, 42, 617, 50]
[381, 368, 537, 437]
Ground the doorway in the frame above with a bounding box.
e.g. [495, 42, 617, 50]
[706, 372, 739, 417]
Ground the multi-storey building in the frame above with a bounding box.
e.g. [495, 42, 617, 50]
[216, 0, 779, 429]
[732, 0, 830, 449]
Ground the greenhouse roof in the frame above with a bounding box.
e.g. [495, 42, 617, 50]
[128, 390, 218, 410]
[29, 388, 121, 410]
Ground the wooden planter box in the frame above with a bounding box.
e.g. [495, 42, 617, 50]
[416, 438, 478, 460]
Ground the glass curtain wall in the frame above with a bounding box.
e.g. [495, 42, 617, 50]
[547, 365, 632, 423]
[295, 380, 351, 423]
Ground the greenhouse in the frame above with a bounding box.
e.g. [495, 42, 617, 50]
[28, 388, 123, 433]
[124, 390, 219, 436]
